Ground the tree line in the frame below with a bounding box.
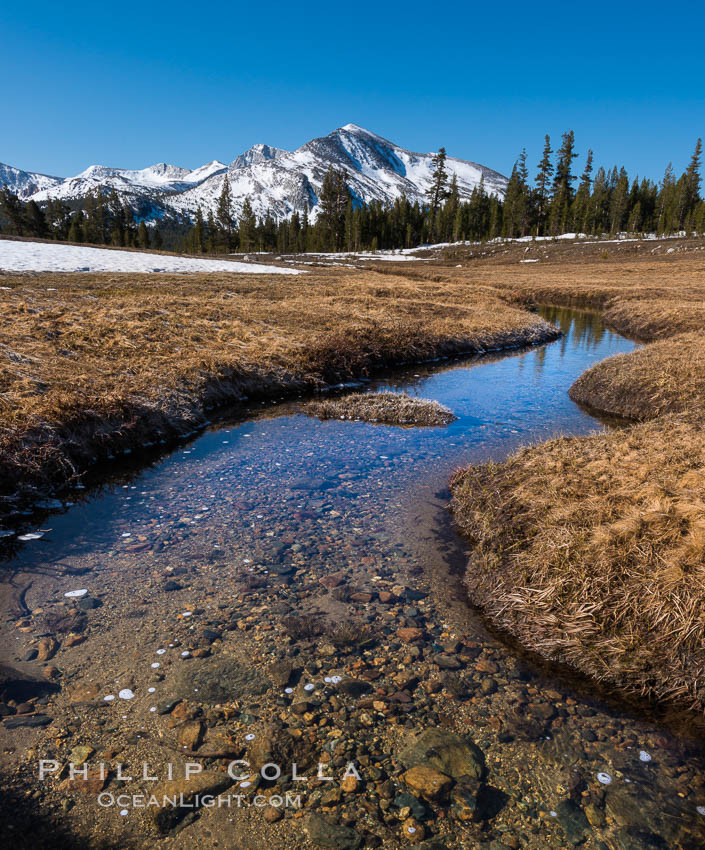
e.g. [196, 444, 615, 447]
[1, 133, 702, 254]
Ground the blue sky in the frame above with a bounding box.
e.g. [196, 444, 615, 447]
[3, 0, 703, 183]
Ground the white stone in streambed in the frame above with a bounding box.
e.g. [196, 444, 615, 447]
[18, 532, 43, 541]
[64, 589, 88, 598]
[104, 695, 115, 702]
[597, 772, 612, 785]
[639, 750, 652, 762]
[118, 689, 135, 700]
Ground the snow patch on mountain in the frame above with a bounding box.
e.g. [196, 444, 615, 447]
[0, 162, 63, 199]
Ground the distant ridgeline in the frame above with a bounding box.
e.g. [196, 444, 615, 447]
[1, 133, 703, 253]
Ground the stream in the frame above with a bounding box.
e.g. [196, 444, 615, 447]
[2, 306, 704, 849]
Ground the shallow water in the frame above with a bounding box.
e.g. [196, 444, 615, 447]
[5, 306, 635, 566]
[5, 306, 705, 847]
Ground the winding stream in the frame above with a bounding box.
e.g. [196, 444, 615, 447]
[3, 306, 705, 848]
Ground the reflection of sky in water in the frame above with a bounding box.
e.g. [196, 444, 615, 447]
[9, 306, 636, 565]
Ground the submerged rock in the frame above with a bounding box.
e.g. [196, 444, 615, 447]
[399, 728, 486, 782]
[174, 656, 271, 704]
[305, 813, 363, 849]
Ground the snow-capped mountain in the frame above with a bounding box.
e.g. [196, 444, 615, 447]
[0, 162, 63, 199]
[2, 125, 507, 222]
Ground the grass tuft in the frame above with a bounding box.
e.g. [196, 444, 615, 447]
[306, 391, 457, 426]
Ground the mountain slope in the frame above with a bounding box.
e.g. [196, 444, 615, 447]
[172, 125, 507, 222]
[4, 125, 507, 222]
[0, 162, 63, 199]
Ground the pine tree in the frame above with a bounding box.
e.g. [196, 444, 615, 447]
[318, 167, 349, 250]
[608, 167, 630, 233]
[239, 197, 256, 252]
[0, 187, 26, 235]
[502, 150, 530, 238]
[194, 207, 206, 253]
[216, 177, 234, 250]
[549, 130, 578, 235]
[137, 220, 150, 249]
[534, 135, 553, 235]
[656, 164, 677, 233]
[68, 210, 85, 243]
[676, 138, 702, 229]
[571, 149, 593, 234]
[427, 147, 449, 237]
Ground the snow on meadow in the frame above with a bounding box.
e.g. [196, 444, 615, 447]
[0, 240, 301, 274]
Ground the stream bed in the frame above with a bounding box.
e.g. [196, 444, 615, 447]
[2, 307, 704, 849]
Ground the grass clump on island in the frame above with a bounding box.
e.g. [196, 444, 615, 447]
[306, 391, 457, 426]
[0, 266, 558, 519]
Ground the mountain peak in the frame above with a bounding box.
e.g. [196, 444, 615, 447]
[10, 123, 508, 220]
[337, 123, 383, 139]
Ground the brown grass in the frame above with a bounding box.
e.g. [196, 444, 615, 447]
[450, 416, 705, 710]
[306, 391, 457, 426]
[570, 332, 705, 420]
[444, 240, 705, 713]
[0, 267, 556, 519]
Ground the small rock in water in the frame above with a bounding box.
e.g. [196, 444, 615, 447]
[64, 589, 88, 598]
[76, 595, 102, 610]
[118, 689, 135, 700]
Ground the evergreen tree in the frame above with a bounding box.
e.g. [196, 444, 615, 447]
[657, 164, 678, 233]
[571, 149, 593, 234]
[194, 206, 206, 253]
[427, 147, 450, 238]
[0, 187, 26, 235]
[137, 220, 150, 249]
[318, 167, 349, 250]
[676, 138, 702, 229]
[608, 167, 630, 233]
[239, 197, 256, 252]
[534, 135, 554, 235]
[502, 150, 530, 238]
[216, 177, 234, 250]
[68, 210, 85, 243]
[46, 199, 71, 240]
[549, 130, 578, 235]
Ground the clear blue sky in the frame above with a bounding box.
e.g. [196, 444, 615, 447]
[3, 0, 703, 183]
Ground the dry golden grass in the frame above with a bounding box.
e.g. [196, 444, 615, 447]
[570, 332, 705, 420]
[450, 416, 705, 710]
[306, 391, 457, 426]
[0, 268, 556, 517]
[445, 242, 705, 712]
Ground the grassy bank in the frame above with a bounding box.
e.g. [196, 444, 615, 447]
[447, 240, 705, 712]
[0, 267, 556, 521]
[450, 416, 705, 710]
